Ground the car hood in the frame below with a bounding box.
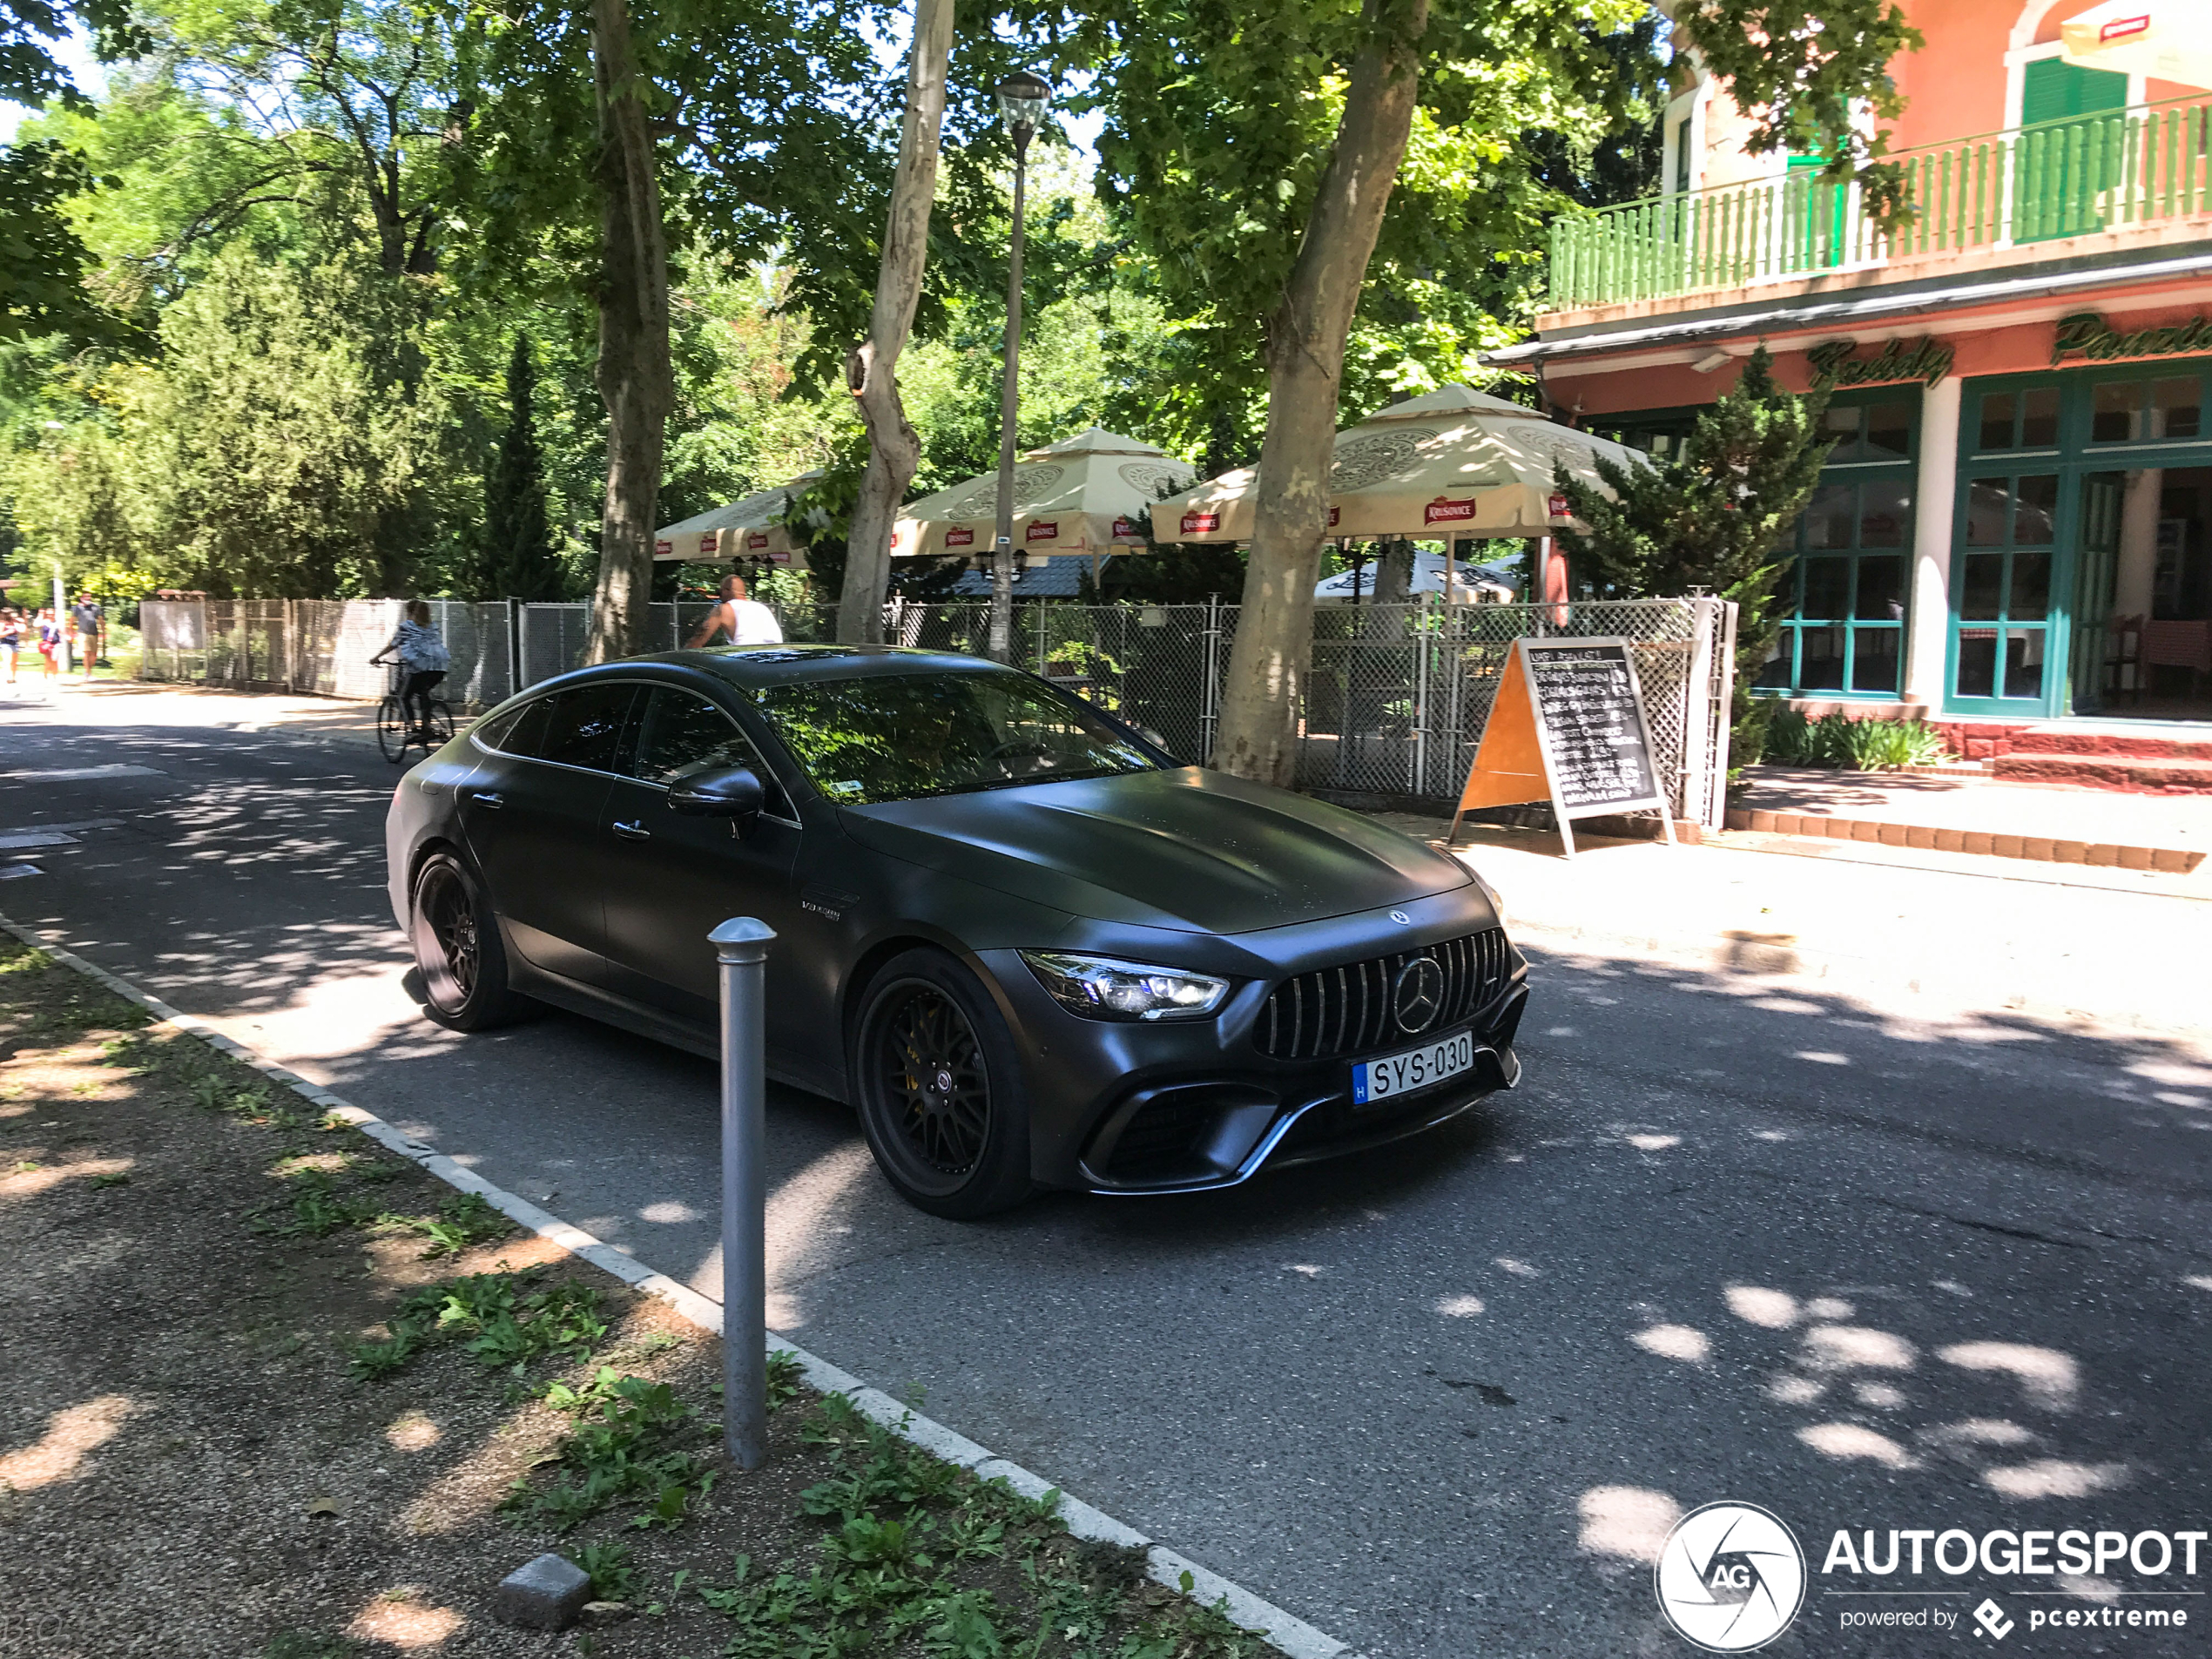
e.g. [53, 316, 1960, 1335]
[836, 766, 1469, 934]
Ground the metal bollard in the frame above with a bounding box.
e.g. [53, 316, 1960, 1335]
[710, 916, 777, 1468]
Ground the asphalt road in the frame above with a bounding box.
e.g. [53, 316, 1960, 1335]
[4, 690, 2211, 1657]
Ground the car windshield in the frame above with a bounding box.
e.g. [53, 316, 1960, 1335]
[752, 670, 1158, 804]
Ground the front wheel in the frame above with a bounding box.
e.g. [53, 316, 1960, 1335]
[409, 851, 531, 1030]
[376, 695, 409, 763]
[852, 949, 1035, 1218]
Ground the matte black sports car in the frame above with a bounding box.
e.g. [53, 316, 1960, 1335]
[384, 645, 1527, 1217]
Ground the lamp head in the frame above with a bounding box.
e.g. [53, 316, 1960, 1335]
[995, 71, 1052, 145]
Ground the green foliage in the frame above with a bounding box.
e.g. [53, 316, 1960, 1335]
[347, 1270, 607, 1382]
[1554, 347, 1837, 765]
[1675, 0, 1923, 183]
[505, 1366, 714, 1533]
[475, 334, 562, 600]
[1765, 708, 1950, 771]
[0, 140, 148, 349]
[570, 1539, 640, 1603]
[1069, 0, 1657, 452]
[392, 1190, 516, 1258]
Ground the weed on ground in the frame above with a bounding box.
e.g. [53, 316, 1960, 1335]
[0, 936, 1284, 1657]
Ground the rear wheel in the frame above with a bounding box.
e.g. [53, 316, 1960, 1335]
[421, 698, 455, 748]
[409, 851, 531, 1030]
[852, 949, 1035, 1218]
[376, 694, 409, 763]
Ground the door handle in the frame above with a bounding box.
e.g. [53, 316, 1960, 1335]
[469, 791, 503, 810]
[612, 819, 651, 841]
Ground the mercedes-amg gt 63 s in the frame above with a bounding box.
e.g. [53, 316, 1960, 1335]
[385, 645, 1527, 1217]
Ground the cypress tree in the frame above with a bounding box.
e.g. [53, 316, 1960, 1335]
[1554, 345, 1836, 765]
[481, 334, 563, 600]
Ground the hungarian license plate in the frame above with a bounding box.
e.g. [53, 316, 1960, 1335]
[1352, 1028, 1478, 1107]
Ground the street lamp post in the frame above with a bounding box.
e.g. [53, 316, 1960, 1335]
[988, 70, 1051, 665]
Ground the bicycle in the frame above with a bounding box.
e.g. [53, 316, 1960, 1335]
[373, 658, 455, 764]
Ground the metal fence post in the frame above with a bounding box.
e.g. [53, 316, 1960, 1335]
[711, 915, 776, 1469]
[1200, 593, 1220, 764]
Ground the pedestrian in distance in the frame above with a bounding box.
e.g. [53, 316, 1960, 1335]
[34, 607, 62, 685]
[370, 600, 451, 738]
[71, 591, 103, 678]
[0, 609, 20, 685]
[685, 574, 784, 647]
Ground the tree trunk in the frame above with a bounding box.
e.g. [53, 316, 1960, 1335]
[583, 0, 673, 664]
[1211, 0, 1428, 785]
[837, 0, 954, 645]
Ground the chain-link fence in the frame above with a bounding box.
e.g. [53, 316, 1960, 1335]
[137, 593, 1735, 824]
[1300, 597, 1737, 825]
[140, 598, 520, 711]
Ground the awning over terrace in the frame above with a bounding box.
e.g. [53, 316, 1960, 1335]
[653, 470, 821, 563]
[1154, 384, 1648, 543]
[889, 428, 1197, 558]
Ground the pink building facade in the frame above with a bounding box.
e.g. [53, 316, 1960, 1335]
[1491, 0, 2212, 727]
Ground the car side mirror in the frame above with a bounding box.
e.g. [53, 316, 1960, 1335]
[667, 764, 765, 834]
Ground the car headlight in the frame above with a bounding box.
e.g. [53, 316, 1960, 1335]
[1020, 951, 1230, 1022]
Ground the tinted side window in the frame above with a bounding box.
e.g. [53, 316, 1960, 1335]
[537, 684, 637, 772]
[473, 700, 535, 753]
[482, 696, 553, 757]
[630, 689, 792, 814]
[631, 690, 756, 783]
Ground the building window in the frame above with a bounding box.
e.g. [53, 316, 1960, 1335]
[1955, 472, 2058, 701]
[2088, 373, 2204, 443]
[1758, 395, 1916, 698]
[1976, 387, 2061, 450]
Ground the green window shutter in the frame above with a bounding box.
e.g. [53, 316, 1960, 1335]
[2021, 56, 2128, 125]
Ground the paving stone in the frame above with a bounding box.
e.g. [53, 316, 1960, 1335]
[495, 1554, 591, 1631]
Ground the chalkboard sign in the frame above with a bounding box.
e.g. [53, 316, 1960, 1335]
[1450, 637, 1673, 859]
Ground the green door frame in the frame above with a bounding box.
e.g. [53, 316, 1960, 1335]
[1947, 365, 2212, 718]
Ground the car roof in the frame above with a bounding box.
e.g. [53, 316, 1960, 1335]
[542, 644, 1015, 696]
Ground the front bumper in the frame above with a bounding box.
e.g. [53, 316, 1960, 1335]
[1072, 985, 1527, 1194]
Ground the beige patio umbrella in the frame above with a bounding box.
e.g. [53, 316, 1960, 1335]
[889, 428, 1197, 559]
[653, 470, 822, 565]
[2061, 0, 2212, 89]
[1156, 384, 1648, 543]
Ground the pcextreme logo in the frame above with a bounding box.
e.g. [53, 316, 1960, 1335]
[1655, 1503, 1809, 1652]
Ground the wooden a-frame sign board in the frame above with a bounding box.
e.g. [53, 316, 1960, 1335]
[1447, 636, 1675, 860]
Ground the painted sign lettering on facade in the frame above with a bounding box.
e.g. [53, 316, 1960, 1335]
[2053, 311, 2212, 367]
[1806, 338, 1952, 388]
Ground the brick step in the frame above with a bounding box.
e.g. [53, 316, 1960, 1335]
[1722, 807, 2204, 872]
[2001, 729, 2212, 761]
[1991, 753, 2212, 793]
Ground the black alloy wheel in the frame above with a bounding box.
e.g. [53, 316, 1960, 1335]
[409, 851, 530, 1030]
[853, 949, 1034, 1218]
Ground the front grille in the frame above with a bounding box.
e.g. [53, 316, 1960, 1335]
[1256, 928, 1513, 1062]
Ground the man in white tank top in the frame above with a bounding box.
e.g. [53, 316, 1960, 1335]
[686, 575, 784, 647]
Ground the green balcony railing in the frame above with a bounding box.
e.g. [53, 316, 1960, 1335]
[1549, 93, 2212, 311]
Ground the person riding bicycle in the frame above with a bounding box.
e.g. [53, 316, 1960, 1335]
[371, 601, 451, 738]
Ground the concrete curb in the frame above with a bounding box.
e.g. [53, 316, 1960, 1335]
[0, 913, 1359, 1659]
[1723, 806, 2203, 873]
